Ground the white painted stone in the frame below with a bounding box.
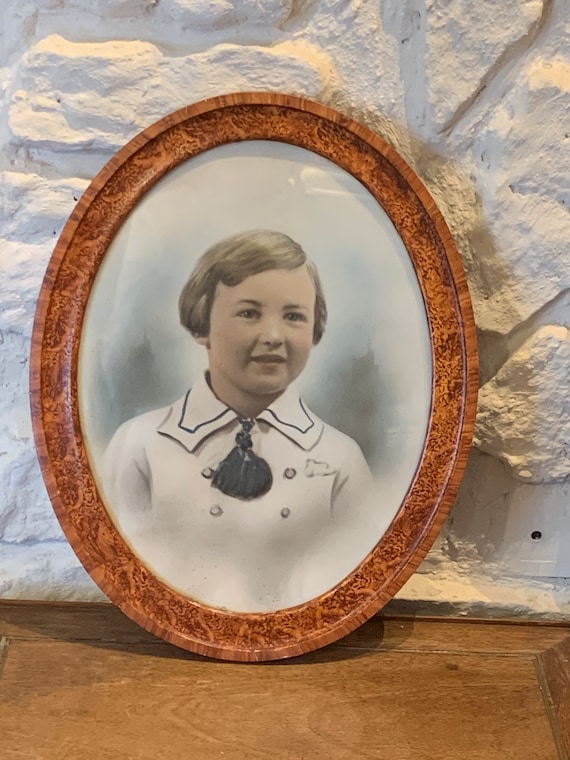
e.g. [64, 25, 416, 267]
[474, 57, 570, 206]
[463, 55, 570, 334]
[502, 479, 570, 577]
[476, 326, 570, 482]
[421, 449, 570, 575]
[0, 173, 90, 546]
[156, 0, 293, 30]
[471, 188, 570, 335]
[302, 0, 405, 126]
[0, 68, 11, 107]
[4, 0, 406, 138]
[0, 239, 53, 337]
[0, 330, 63, 544]
[442, 449, 515, 563]
[10, 0, 293, 35]
[469, 60, 569, 204]
[0, 541, 106, 601]
[0, 444, 63, 544]
[396, 566, 570, 619]
[541, 0, 570, 62]
[9, 36, 162, 151]
[403, 152, 566, 343]
[8, 35, 336, 152]
[0, 0, 569, 617]
[401, 450, 570, 617]
[2, 0, 291, 76]
[159, 40, 336, 108]
[1, 171, 88, 242]
[423, 0, 544, 131]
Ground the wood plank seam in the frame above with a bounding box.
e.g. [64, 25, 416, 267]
[340, 646, 541, 658]
[534, 653, 570, 760]
[0, 636, 9, 681]
[540, 639, 570, 757]
[0, 633, 552, 659]
[381, 614, 570, 629]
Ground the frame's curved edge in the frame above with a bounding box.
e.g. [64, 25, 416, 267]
[29, 92, 479, 662]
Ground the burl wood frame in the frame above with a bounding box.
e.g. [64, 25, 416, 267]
[30, 93, 478, 662]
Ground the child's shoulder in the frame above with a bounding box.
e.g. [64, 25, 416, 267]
[110, 399, 178, 443]
[316, 418, 368, 461]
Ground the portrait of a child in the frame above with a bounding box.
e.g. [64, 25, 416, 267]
[101, 229, 380, 612]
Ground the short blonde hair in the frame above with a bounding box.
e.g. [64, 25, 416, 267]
[179, 230, 327, 344]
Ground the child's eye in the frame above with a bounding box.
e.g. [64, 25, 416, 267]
[237, 309, 260, 319]
[284, 311, 308, 323]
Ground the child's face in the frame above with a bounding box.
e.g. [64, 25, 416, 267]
[196, 265, 316, 413]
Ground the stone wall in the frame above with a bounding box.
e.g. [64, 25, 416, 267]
[1, 0, 569, 615]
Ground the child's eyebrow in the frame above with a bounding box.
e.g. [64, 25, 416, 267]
[236, 299, 263, 307]
[235, 299, 309, 311]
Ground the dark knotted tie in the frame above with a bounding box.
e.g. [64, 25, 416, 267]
[211, 419, 273, 500]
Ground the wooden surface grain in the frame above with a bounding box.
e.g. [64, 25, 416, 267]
[541, 636, 570, 753]
[1, 602, 568, 760]
[30, 93, 478, 660]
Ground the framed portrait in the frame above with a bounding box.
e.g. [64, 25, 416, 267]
[30, 93, 478, 661]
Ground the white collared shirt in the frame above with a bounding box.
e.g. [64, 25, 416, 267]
[100, 374, 381, 612]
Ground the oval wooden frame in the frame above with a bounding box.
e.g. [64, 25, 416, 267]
[30, 93, 478, 662]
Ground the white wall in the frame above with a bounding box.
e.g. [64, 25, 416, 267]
[1, 0, 569, 616]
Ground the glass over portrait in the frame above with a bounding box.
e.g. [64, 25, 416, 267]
[79, 141, 432, 613]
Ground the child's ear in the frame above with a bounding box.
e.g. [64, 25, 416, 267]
[192, 332, 210, 349]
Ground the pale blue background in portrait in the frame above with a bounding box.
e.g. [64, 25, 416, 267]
[79, 140, 433, 528]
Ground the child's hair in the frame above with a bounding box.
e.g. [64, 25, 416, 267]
[179, 230, 327, 344]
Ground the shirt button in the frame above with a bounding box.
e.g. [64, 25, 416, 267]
[281, 508, 291, 518]
[283, 468, 296, 479]
[201, 467, 214, 479]
[209, 505, 223, 517]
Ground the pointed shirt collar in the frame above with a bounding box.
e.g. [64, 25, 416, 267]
[157, 373, 323, 453]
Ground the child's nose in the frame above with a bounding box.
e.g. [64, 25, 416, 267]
[259, 317, 284, 346]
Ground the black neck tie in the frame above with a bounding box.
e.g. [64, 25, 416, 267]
[211, 419, 273, 500]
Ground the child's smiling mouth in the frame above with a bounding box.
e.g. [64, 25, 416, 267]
[250, 354, 287, 364]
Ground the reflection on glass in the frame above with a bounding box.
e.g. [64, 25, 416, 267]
[79, 142, 432, 612]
